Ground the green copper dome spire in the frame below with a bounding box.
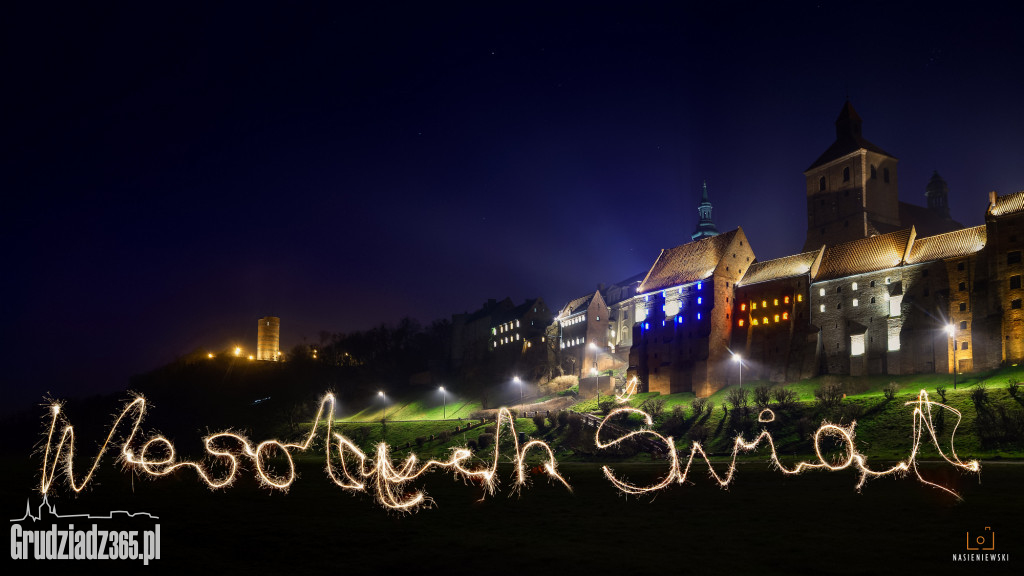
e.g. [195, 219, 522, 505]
[691, 180, 720, 241]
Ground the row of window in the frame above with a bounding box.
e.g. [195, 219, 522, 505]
[493, 333, 521, 347]
[492, 319, 521, 335]
[739, 295, 798, 312]
[560, 315, 585, 327]
[560, 336, 585, 349]
[738, 312, 789, 327]
[818, 165, 891, 191]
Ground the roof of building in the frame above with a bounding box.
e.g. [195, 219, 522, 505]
[806, 101, 894, 171]
[904, 226, 987, 265]
[737, 249, 821, 287]
[638, 229, 739, 293]
[989, 190, 1024, 217]
[815, 228, 913, 281]
[898, 201, 963, 237]
[460, 297, 513, 324]
[492, 297, 549, 325]
[558, 293, 595, 318]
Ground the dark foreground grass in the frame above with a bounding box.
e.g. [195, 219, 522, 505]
[3, 455, 1021, 576]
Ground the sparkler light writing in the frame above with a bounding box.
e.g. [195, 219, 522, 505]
[38, 389, 979, 510]
[596, 389, 980, 499]
[40, 395, 569, 512]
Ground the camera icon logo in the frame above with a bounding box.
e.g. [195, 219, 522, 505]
[966, 527, 995, 551]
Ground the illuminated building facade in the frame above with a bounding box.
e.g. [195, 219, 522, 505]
[490, 298, 553, 373]
[730, 248, 822, 383]
[629, 228, 755, 396]
[256, 316, 280, 361]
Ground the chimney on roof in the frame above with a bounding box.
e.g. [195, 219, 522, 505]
[989, 191, 997, 207]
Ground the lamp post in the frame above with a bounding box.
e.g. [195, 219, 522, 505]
[946, 324, 958, 390]
[439, 386, 447, 420]
[513, 376, 522, 405]
[378, 390, 388, 440]
[732, 352, 742, 388]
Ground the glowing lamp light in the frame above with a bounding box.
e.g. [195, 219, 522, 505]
[207, 353, 214, 359]
[234, 347, 241, 357]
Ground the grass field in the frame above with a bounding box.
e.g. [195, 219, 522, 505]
[5, 457, 1020, 575]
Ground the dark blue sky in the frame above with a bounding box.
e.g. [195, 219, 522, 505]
[3, 2, 1023, 410]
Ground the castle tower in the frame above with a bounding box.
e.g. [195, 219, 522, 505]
[925, 170, 951, 219]
[691, 180, 720, 241]
[803, 101, 900, 251]
[257, 316, 280, 361]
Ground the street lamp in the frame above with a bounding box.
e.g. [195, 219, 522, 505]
[378, 390, 388, 440]
[946, 324, 958, 390]
[439, 386, 447, 420]
[513, 376, 522, 405]
[732, 352, 742, 388]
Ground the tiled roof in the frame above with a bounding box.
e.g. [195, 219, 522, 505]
[815, 229, 913, 281]
[638, 229, 738, 293]
[559, 293, 594, 318]
[737, 250, 820, 287]
[905, 226, 986, 264]
[989, 190, 1024, 217]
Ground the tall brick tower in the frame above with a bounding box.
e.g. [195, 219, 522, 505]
[803, 101, 900, 251]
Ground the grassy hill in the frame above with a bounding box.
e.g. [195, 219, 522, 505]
[303, 366, 1024, 463]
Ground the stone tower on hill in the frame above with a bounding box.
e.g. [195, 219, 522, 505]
[802, 101, 900, 251]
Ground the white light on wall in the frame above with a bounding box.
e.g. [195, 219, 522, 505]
[850, 334, 865, 356]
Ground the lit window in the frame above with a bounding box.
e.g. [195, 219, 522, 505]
[797, 294, 803, 302]
[888, 332, 900, 351]
[515, 334, 520, 341]
[773, 299, 779, 306]
[782, 312, 789, 320]
[784, 296, 790, 304]
[752, 319, 759, 326]
[595, 316, 599, 321]
[763, 317, 769, 325]
[752, 302, 757, 310]
[762, 300, 767, 308]
[819, 288, 825, 296]
[852, 282, 858, 291]
[739, 319, 744, 327]
[697, 313, 702, 320]
[516, 320, 520, 328]
[850, 334, 865, 356]
[697, 282, 702, 290]
[820, 304, 825, 312]
[697, 297, 702, 305]
[741, 303, 747, 311]
[774, 314, 780, 322]
[852, 299, 859, 307]
[491, 328, 496, 335]
[885, 277, 891, 285]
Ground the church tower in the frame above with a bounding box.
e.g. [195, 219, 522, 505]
[691, 180, 720, 241]
[925, 170, 951, 219]
[802, 101, 900, 251]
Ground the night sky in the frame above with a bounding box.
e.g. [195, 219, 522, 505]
[3, 2, 1022, 411]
